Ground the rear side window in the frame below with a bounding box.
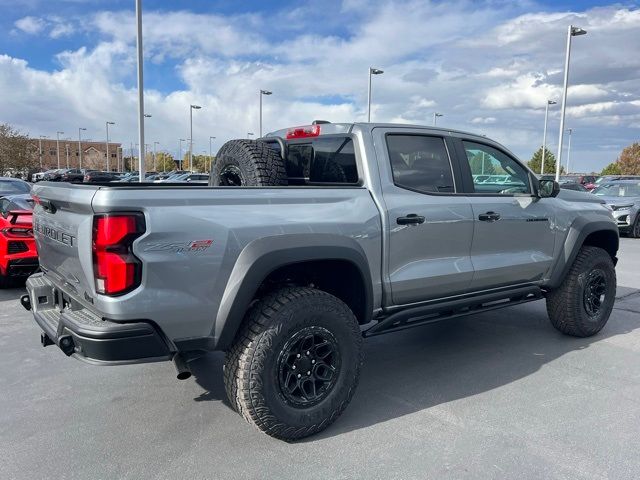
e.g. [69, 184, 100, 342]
[285, 137, 358, 185]
[386, 135, 455, 194]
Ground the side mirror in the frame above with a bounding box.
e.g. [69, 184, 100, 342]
[538, 179, 560, 198]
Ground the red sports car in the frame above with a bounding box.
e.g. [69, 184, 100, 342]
[0, 193, 38, 287]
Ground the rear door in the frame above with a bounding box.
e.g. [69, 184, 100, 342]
[454, 138, 556, 289]
[31, 183, 98, 298]
[373, 128, 475, 305]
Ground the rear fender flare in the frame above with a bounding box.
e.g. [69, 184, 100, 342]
[213, 234, 373, 350]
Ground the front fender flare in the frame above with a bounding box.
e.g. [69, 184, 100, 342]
[547, 218, 619, 289]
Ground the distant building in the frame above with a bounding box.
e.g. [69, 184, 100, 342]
[30, 138, 122, 171]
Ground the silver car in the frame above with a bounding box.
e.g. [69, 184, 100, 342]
[592, 180, 640, 237]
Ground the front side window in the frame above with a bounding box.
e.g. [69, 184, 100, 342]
[463, 141, 531, 194]
[386, 135, 454, 194]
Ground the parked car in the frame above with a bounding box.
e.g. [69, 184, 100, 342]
[171, 173, 209, 183]
[559, 181, 588, 192]
[0, 193, 37, 287]
[592, 180, 640, 238]
[25, 122, 619, 441]
[60, 169, 94, 183]
[559, 175, 598, 191]
[596, 175, 640, 185]
[83, 171, 120, 183]
[0, 177, 31, 196]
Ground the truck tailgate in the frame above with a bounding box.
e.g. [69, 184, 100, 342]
[32, 183, 98, 298]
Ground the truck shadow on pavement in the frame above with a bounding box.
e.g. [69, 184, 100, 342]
[188, 293, 640, 441]
[191, 289, 640, 442]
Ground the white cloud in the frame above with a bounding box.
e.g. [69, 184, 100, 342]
[1, 2, 639, 173]
[14, 16, 45, 34]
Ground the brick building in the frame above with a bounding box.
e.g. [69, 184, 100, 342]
[30, 138, 122, 171]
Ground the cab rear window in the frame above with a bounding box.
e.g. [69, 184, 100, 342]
[283, 137, 359, 185]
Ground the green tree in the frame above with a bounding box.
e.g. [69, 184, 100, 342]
[527, 146, 562, 175]
[0, 123, 38, 177]
[601, 161, 621, 175]
[154, 152, 177, 172]
[617, 142, 640, 175]
[468, 152, 496, 175]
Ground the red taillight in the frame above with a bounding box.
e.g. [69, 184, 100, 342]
[285, 124, 321, 139]
[92, 214, 145, 296]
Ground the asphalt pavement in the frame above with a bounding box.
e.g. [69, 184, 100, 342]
[1, 239, 640, 480]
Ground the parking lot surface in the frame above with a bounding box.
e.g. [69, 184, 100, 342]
[1, 239, 639, 480]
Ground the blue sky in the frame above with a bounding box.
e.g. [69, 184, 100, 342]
[1, 0, 639, 170]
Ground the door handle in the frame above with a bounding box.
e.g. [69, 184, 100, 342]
[397, 214, 426, 225]
[478, 211, 500, 222]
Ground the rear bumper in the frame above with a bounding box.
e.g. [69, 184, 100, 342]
[24, 273, 172, 365]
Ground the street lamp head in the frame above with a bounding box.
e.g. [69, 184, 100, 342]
[107, 121, 115, 125]
[547, 100, 557, 105]
[79, 128, 86, 131]
[571, 26, 587, 36]
[247, 132, 255, 136]
[57, 131, 64, 135]
[191, 105, 202, 110]
[370, 67, 384, 75]
[260, 90, 272, 95]
[144, 114, 152, 118]
[435, 112, 443, 117]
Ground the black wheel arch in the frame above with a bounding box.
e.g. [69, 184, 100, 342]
[547, 218, 619, 289]
[213, 234, 374, 351]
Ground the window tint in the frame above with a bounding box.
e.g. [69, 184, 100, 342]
[285, 137, 358, 185]
[463, 141, 531, 194]
[387, 135, 454, 194]
[0, 180, 31, 195]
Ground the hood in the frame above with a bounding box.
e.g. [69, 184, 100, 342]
[596, 196, 640, 207]
[557, 188, 604, 204]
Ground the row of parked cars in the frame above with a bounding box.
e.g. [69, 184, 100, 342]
[33, 168, 210, 184]
[540, 174, 640, 238]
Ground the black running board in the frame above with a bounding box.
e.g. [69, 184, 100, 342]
[363, 286, 543, 337]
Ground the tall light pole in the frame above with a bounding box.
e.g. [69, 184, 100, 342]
[209, 136, 216, 172]
[259, 89, 272, 137]
[367, 67, 384, 122]
[565, 128, 573, 174]
[78, 128, 86, 169]
[179, 138, 185, 169]
[555, 25, 587, 181]
[105, 121, 115, 171]
[135, 0, 146, 181]
[153, 141, 159, 171]
[190, 104, 201, 171]
[65, 143, 70, 168]
[433, 112, 443, 126]
[540, 100, 557, 175]
[38, 135, 47, 170]
[55, 132, 64, 169]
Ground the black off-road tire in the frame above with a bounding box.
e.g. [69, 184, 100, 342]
[546, 246, 616, 337]
[631, 215, 640, 239]
[224, 287, 363, 441]
[210, 139, 287, 187]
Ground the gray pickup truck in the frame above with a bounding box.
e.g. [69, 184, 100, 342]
[23, 122, 619, 441]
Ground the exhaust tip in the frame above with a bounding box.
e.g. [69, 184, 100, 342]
[20, 294, 31, 311]
[172, 353, 192, 380]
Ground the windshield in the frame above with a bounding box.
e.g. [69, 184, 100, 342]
[592, 183, 640, 197]
[0, 179, 31, 195]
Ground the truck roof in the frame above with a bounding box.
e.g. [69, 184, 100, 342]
[267, 122, 491, 141]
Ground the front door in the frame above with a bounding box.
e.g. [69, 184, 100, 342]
[457, 139, 556, 290]
[374, 129, 475, 306]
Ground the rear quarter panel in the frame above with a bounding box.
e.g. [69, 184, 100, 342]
[90, 186, 382, 342]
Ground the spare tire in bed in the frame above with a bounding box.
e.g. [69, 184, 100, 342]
[210, 139, 287, 186]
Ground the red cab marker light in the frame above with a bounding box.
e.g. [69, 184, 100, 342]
[285, 125, 321, 139]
